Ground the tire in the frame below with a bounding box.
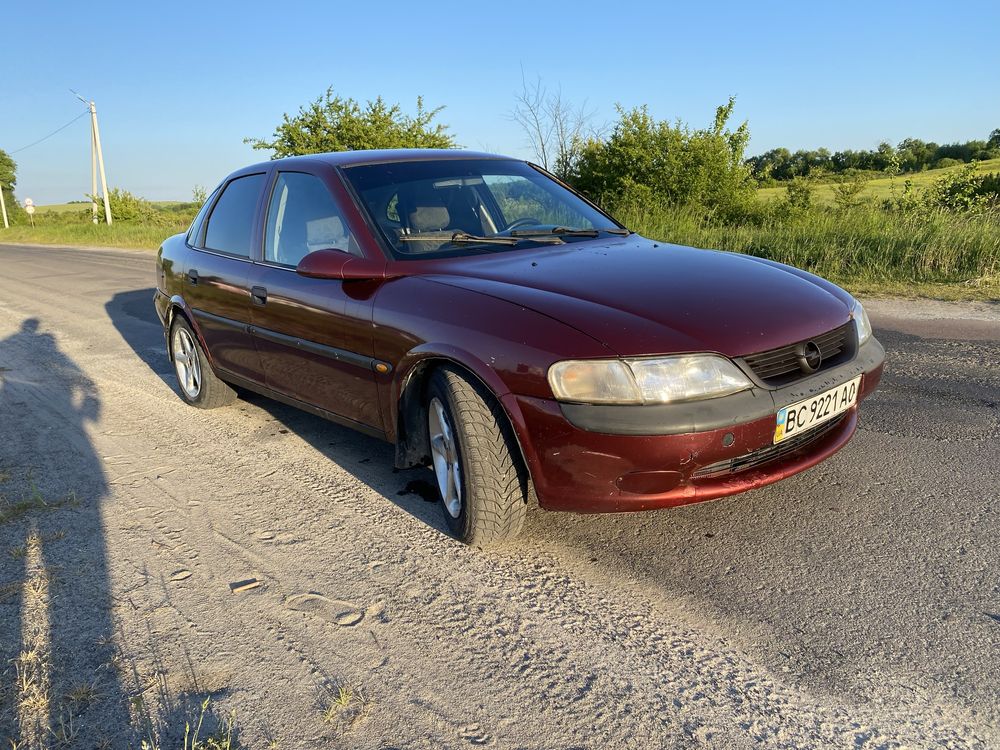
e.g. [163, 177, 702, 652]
[426, 366, 529, 546]
[169, 315, 237, 409]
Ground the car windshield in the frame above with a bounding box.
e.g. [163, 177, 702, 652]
[341, 158, 627, 259]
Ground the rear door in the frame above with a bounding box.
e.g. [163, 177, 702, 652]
[248, 169, 383, 430]
[185, 172, 266, 382]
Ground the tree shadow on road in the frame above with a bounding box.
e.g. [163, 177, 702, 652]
[0, 317, 133, 747]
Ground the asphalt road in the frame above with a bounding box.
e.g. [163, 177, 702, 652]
[0, 242, 998, 748]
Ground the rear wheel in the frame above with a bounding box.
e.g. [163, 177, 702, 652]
[426, 367, 528, 546]
[169, 316, 237, 408]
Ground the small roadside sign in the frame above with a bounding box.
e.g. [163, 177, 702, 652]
[25, 205, 36, 215]
[23, 198, 34, 207]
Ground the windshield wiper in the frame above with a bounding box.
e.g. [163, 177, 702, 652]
[399, 231, 563, 246]
[510, 226, 631, 238]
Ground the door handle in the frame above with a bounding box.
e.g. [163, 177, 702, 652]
[187, 268, 199, 285]
[250, 286, 268, 305]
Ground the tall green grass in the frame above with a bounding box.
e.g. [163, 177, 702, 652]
[615, 200, 1000, 291]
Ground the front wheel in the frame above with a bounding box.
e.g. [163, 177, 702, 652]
[426, 367, 529, 546]
[169, 316, 237, 408]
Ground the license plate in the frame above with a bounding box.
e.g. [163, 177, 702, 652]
[774, 376, 861, 444]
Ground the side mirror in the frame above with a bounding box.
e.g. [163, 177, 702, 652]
[296, 249, 386, 281]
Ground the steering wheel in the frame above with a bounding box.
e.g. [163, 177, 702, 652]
[506, 217, 544, 231]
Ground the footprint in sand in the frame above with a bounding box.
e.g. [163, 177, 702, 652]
[284, 593, 365, 627]
[459, 724, 492, 745]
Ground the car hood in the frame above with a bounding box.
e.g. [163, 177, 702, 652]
[423, 235, 855, 358]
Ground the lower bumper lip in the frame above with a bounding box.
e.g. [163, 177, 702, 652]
[610, 408, 859, 509]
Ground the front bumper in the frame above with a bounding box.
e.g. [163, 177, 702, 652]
[508, 337, 885, 513]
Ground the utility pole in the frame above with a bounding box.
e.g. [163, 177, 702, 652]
[90, 119, 98, 223]
[89, 100, 112, 225]
[0, 184, 8, 229]
[73, 91, 112, 225]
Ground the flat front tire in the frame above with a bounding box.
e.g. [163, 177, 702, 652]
[169, 316, 237, 409]
[427, 366, 529, 546]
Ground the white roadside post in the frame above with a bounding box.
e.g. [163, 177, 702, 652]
[0, 184, 8, 229]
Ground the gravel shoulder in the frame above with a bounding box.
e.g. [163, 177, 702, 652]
[0, 243, 997, 748]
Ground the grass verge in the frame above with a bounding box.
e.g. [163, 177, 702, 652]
[615, 201, 1000, 301]
[0, 223, 179, 250]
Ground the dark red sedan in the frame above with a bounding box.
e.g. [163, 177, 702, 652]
[154, 150, 884, 545]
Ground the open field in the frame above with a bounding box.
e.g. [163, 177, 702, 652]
[757, 158, 1000, 205]
[2, 242, 999, 747]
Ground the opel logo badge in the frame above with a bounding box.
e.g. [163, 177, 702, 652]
[796, 341, 822, 374]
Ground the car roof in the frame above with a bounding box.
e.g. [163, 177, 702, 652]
[240, 149, 518, 173]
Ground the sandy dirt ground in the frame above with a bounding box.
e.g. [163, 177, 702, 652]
[0, 242, 998, 749]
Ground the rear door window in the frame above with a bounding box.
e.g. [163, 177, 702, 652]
[202, 173, 265, 257]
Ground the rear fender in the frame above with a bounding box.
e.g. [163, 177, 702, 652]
[164, 295, 217, 369]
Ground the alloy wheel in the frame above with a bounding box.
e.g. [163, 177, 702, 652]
[172, 326, 202, 399]
[428, 396, 462, 518]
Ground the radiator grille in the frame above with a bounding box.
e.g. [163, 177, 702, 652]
[743, 323, 854, 385]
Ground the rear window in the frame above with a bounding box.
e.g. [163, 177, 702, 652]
[203, 173, 265, 257]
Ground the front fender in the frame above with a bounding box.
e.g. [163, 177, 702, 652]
[388, 343, 538, 479]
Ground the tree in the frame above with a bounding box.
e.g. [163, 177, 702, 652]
[0, 149, 22, 222]
[510, 73, 599, 180]
[245, 88, 455, 158]
[571, 98, 755, 216]
[989, 129, 1000, 150]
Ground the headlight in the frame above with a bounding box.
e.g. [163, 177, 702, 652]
[548, 354, 752, 405]
[851, 299, 872, 345]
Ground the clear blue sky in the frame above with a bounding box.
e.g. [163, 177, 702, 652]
[4, 0, 999, 204]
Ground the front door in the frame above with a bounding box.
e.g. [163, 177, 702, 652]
[248, 170, 382, 430]
[185, 172, 266, 382]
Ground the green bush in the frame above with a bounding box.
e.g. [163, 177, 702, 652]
[920, 164, 993, 211]
[933, 157, 962, 169]
[785, 178, 813, 210]
[831, 171, 871, 209]
[245, 87, 455, 157]
[88, 188, 159, 224]
[570, 98, 756, 218]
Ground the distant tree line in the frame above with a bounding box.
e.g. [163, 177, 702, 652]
[748, 129, 1000, 182]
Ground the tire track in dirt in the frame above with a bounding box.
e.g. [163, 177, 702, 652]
[89, 359, 996, 748]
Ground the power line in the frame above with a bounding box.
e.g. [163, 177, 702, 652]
[9, 110, 89, 155]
